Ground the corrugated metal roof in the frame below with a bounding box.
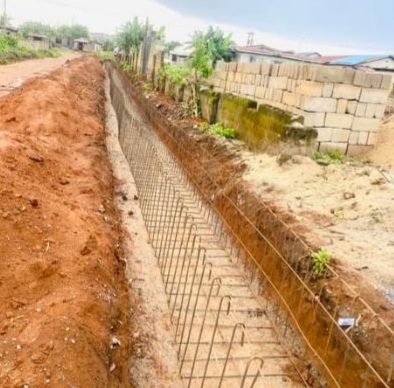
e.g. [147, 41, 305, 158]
[329, 55, 394, 65]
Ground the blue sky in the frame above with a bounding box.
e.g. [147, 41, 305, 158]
[157, 0, 393, 53]
[10, 0, 393, 54]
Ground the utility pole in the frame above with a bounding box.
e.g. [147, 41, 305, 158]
[2, 0, 6, 27]
[247, 32, 254, 47]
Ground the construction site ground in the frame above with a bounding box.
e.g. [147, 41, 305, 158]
[0, 55, 393, 387]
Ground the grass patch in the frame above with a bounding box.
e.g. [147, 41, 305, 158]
[199, 122, 237, 139]
[312, 150, 344, 166]
[0, 35, 60, 64]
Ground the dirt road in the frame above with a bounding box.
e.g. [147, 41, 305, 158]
[0, 57, 132, 388]
[0, 52, 80, 98]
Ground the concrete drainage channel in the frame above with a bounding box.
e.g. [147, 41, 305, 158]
[106, 64, 394, 388]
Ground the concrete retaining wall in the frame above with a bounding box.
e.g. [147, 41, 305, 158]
[212, 62, 393, 155]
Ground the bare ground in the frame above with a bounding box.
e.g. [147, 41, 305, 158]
[0, 57, 132, 388]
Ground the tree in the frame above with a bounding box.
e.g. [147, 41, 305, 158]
[164, 40, 181, 55]
[115, 17, 145, 54]
[19, 22, 56, 38]
[57, 24, 89, 40]
[190, 26, 233, 78]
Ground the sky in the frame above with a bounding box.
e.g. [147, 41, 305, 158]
[6, 0, 394, 55]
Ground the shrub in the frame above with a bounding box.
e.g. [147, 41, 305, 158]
[312, 150, 344, 165]
[199, 122, 237, 139]
[162, 64, 191, 86]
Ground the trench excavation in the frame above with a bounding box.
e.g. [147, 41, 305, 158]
[107, 63, 394, 388]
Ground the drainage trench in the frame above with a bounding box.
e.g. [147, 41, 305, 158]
[107, 64, 393, 388]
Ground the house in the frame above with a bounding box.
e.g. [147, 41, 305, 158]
[21, 34, 50, 51]
[0, 25, 18, 36]
[233, 44, 319, 64]
[168, 45, 192, 65]
[73, 38, 102, 52]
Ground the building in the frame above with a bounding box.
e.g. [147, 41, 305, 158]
[233, 44, 318, 64]
[73, 38, 102, 52]
[168, 45, 192, 65]
[0, 25, 18, 36]
[21, 34, 50, 51]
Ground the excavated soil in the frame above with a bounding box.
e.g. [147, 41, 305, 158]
[0, 57, 133, 388]
[114, 65, 394, 387]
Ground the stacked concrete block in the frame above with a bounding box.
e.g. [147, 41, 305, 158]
[209, 61, 392, 155]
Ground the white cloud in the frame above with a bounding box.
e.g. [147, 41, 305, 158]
[8, 0, 372, 54]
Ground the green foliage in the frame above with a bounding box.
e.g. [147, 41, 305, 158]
[0, 35, 59, 64]
[95, 51, 115, 61]
[190, 26, 233, 78]
[164, 40, 181, 55]
[122, 62, 133, 73]
[311, 249, 332, 276]
[19, 22, 56, 38]
[199, 122, 237, 139]
[143, 83, 153, 93]
[312, 150, 344, 165]
[56, 24, 89, 40]
[116, 17, 145, 54]
[162, 64, 191, 86]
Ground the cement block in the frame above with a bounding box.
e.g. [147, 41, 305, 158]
[381, 74, 393, 89]
[352, 117, 380, 132]
[355, 103, 367, 117]
[255, 86, 266, 99]
[354, 72, 382, 88]
[268, 76, 288, 90]
[261, 63, 272, 75]
[346, 101, 357, 115]
[244, 63, 261, 74]
[337, 99, 348, 114]
[357, 132, 369, 145]
[359, 88, 390, 103]
[235, 72, 243, 83]
[282, 91, 300, 107]
[315, 67, 356, 84]
[319, 142, 348, 154]
[301, 96, 337, 112]
[316, 127, 333, 142]
[304, 112, 326, 127]
[331, 128, 351, 142]
[322, 83, 334, 97]
[333, 84, 361, 100]
[365, 103, 386, 119]
[349, 131, 359, 145]
[296, 80, 323, 97]
[325, 113, 354, 129]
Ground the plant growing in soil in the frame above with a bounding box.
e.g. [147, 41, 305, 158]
[209, 123, 237, 139]
[311, 249, 332, 276]
[312, 150, 344, 166]
[122, 62, 133, 73]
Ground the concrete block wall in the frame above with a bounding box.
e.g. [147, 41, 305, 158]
[212, 61, 393, 155]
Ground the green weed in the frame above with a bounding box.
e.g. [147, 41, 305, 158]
[311, 249, 332, 276]
[312, 150, 344, 166]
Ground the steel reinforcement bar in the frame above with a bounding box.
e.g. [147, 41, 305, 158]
[108, 63, 394, 388]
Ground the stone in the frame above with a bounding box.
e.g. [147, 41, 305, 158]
[359, 88, 390, 104]
[301, 97, 337, 112]
[325, 113, 354, 129]
[331, 128, 350, 142]
[332, 84, 361, 100]
[352, 117, 380, 132]
[296, 80, 323, 97]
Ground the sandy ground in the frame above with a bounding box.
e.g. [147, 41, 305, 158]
[0, 52, 80, 98]
[241, 116, 394, 304]
[0, 57, 132, 387]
